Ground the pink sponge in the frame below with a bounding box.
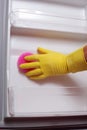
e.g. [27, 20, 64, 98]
[17, 52, 33, 73]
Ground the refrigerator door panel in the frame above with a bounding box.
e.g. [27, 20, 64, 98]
[7, 0, 87, 117]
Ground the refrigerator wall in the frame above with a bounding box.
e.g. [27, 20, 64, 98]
[7, 0, 87, 117]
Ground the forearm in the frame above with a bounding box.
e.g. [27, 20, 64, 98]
[83, 45, 87, 62]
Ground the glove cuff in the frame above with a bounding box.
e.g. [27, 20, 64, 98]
[67, 47, 87, 73]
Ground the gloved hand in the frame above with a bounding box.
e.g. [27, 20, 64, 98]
[20, 47, 87, 80]
[20, 48, 68, 79]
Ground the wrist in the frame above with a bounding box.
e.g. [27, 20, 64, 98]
[67, 47, 87, 73]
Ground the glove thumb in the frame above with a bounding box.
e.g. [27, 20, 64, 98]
[37, 47, 53, 54]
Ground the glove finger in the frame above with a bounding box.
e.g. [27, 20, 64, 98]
[37, 47, 53, 54]
[30, 74, 46, 80]
[20, 62, 40, 69]
[25, 68, 43, 76]
[24, 54, 39, 61]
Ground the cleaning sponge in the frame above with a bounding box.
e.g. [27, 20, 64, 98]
[17, 52, 33, 73]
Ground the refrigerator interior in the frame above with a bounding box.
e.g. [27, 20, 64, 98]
[7, 0, 87, 117]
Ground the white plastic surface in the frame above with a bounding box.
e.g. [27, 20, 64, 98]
[8, 0, 87, 117]
[11, 10, 87, 35]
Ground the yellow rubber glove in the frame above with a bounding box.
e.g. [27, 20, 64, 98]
[20, 47, 87, 80]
